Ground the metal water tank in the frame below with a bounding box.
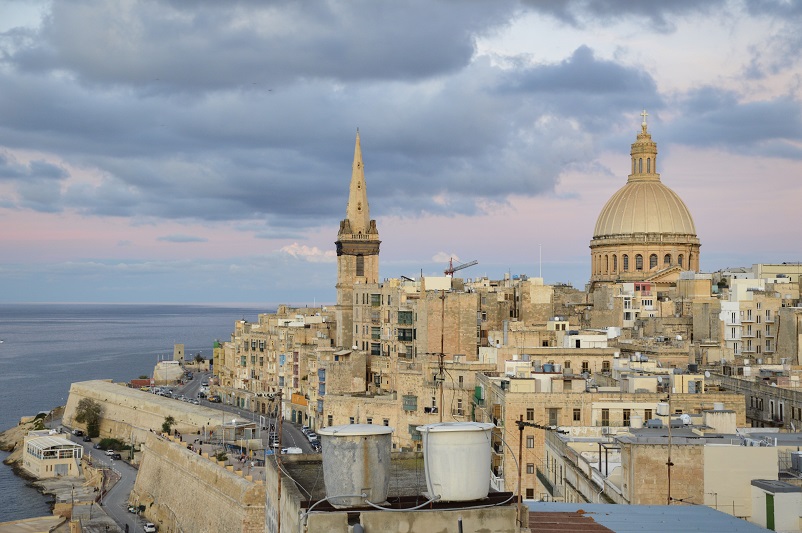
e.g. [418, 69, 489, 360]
[317, 424, 394, 508]
[416, 422, 494, 501]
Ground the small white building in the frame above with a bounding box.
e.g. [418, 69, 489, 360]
[23, 430, 83, 478]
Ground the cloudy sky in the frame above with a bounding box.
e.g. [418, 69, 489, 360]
[0, 0, 800, 304]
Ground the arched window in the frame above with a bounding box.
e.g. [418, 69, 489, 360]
[678, 254, 684, 268]
[647, 158, 651, 173]
[664, 254, 671, 265]
[632, 160, 636, 174]
[623, 254, 629, 271]
[613, 255, 618, 272]
[635, 254, 643, 271]
[605, 255, 609, 273]
[564, 360, 571, 369]
[639, 158, 643, 173]
[650, 254, 658, 269]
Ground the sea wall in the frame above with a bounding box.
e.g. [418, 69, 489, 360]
[131, 433, 264, 533]
[63, 380, 225, 443]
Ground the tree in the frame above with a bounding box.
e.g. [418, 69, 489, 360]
[194, 353, 204, 364]
[75, 398, 102, 438]
[162, 416, 176, 434]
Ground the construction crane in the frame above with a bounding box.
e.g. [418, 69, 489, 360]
[444, 258, 478, 276]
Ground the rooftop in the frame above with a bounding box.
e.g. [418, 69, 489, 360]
[527, 502, 769, 532]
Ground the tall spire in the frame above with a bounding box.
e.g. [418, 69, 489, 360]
[342, 130, 372, 235]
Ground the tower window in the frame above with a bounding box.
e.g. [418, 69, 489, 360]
[605, 255, 609, 273]
[635, 254, 643, 271]
[613, 255, 618, 272]
[638, 158, 642, 173]
[647, 158, 651, 173]
[678, 254, 684, 268]
[649, 254, 657, 269]
[623, 255, 629, 272]
[664, 254, 671, 265]
[356, 254, 364, 277]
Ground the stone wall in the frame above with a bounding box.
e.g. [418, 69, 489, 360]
[63, 380, 227, 443]
[131, 433, 264, 533]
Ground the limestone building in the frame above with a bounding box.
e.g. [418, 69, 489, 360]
[590, 112, 700, 291]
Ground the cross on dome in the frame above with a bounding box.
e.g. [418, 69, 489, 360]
[641, 109, 648, 132]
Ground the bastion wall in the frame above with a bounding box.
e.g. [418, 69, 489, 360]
[131, 433, 265, 533]
[62, 380, 225, 442]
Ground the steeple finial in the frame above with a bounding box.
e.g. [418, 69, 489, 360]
[641, 109, 648, 132]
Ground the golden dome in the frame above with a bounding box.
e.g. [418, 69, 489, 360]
[593, 114, 696, 238]
[593, 179, 697, 237]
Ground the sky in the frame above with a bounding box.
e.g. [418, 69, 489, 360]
[0, 0, 800, 305]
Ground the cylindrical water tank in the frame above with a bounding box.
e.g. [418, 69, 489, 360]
[553, 363, 562, 373]
[317, 424, 394, 508]
[630, 415, 643, 429]
[416, 422, 494, 501]
[542, 363, 554, 373]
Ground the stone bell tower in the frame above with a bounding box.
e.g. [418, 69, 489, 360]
[335, 131, 380, 348]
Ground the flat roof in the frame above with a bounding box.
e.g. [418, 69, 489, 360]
[527, 502, 769, 532]
[751, 479, 802, 493]
[26, 436, 82, 451]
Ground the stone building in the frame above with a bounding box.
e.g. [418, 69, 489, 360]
[472, 372, 746, 500]
[589, 112, 700, 291]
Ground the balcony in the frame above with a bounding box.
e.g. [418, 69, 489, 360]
[490, 472, 505, 492]
[492, 442, 504, 455]
[452, 408, 465, 417]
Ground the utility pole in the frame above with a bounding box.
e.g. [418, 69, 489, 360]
[439, 290, 445, 423]
[516, 415, 524, 527]
[276, 390, 283, 533]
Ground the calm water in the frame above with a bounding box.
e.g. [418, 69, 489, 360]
[0, 303, 264, 523]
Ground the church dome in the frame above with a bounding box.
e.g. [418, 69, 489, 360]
[589, 112, 701, 285]
[593, 178, 696, 238]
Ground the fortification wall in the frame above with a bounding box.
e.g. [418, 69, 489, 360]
[63, 380, 225, 442]
[131, 433, 264, 533]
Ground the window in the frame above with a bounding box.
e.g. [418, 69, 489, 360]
[402, 395, 417, 412]
[398, 311, 413, 324]
[526, 488, 535, 500]
[650, 254, 658, 269]
[356, 254, 364, 277]
[526, 408, 534, 421]
[644, 409, 652, 421]
[526, 436, 534, 448]
[349, 417, 355, 424]
[613, 255, 618, 272]
[647, 157, 651, 173]
[635, 254, 643, 271]
[327, 414, 333, 426]
[581, 361, 590, 374]
[601, 409, 609, 427]
[383, 419, 389, 426]
[602, 360, 611, 372]
[664, 254, 671, 265]
[638, 157, 643, 173]
[564, 360, 571, 369]
[526, 463, 535, 474]
[678, 254, 684, 268]
[370, 343, 381, 356]
[366, 417, 373, 424]
[573, 408, 581, 422]
[623, 409, 631, 427]
[623, 255, 629, 271]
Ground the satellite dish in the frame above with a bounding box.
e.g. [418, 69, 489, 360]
[681, 414, 692, 425]
[656, 376, 663, 383]
[704, 371, 711, 378]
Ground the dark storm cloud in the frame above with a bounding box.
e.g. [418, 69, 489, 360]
[6, 0, 515, 90]
[0, 153, 67, 181]
[664, 87, 802, 157]
[521, 0, 727, 32]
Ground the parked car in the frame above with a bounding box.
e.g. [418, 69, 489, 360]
[144, 523, 157, 533]
[72, 429, 83, 436]
[306, 432, 318, 442]
[301, 425, 310, 434]
[112, 453, 122, 460]
[82, 435, 91, 442]
[127, 505, 137, 513]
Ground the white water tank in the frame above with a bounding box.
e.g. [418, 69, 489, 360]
[630, 415, 643, 429]
[656, 402, 670, 416]
[317, 424, 394, 508]
[416, 422, 494, 501]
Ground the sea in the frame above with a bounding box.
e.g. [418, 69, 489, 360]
[0, 303, 266, 523]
